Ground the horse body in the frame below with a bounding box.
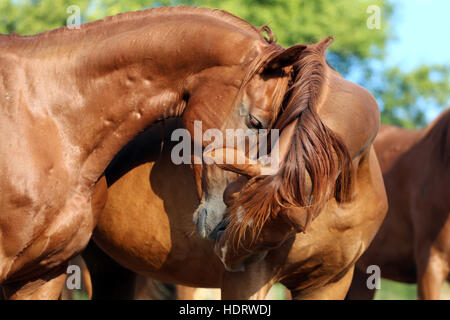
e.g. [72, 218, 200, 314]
[348, 110, 450, 300]
[210, 38, 384, 274]
[90, 123, 224, 288]
[86, 120, 385, 299]
[0, 7, 292, 299]
[86, 40, 386, 299]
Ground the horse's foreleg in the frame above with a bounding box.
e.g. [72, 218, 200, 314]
[290, 267, 355, 300]
[221, 261, 274, 300]
[2, 264, 68, 300]
[82, 240, 137, 299]
[345, 266, 376, 300]
[416, 246, 448, 300]
[176, 285, 197, 300]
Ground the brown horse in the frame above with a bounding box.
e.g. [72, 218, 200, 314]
[84, 38, 387, 299]
[0, 7, 302, 299]
[347, 108, 450, 300]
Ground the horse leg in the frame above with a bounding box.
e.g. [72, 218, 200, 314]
[415, 245, 448, 300]
[290, 267, 355, 300]
[82, 240, 137, 299]
[176, 285, 197, 300]
[221, 261, 274, 300]
[133, 277, 180, 300]
[345, 266, 376, 300]
[2, 264, 68, 300]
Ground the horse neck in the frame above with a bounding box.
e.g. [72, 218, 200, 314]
[5, 12, 262, 187]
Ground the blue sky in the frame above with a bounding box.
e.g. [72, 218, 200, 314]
[386, 0, 450, 70]
[386, 0, 450, 121]
[348, 0, 450, 123]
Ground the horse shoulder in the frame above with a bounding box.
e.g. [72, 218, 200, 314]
[331, 146, 388, 267]
[320, 74, 380, 158]
[286, 146, 388, 280]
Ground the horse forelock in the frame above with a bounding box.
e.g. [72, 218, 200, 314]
[226, 37, 354, 248]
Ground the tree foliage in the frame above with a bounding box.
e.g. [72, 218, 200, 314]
[0, 0, 448, 128]
[0, 0, 91, 34]
[371, 65, 450, 127]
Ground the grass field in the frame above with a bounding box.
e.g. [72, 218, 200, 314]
[192, 280, 450, 300]
[68, 279, 450, 300]
[374, 279, 450, 300]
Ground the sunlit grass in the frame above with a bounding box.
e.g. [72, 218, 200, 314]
[374, 279, 450, 300]
[191, 280, 450, 300]
[374, 279, 417, 300]
[67, 280, 450, 300]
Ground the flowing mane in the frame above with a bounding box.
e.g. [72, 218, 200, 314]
[227, 37, 354, 246]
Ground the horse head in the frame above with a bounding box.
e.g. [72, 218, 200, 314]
[189, 39, 308, 238]
[205, 37, 356, 271]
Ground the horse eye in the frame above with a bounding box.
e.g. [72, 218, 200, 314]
[248, 114, 263, 129]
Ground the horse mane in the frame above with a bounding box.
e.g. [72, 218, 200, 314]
[0, 6, 273, 46]
[227, 37, 354, 247]
[421, 107, 450, 165]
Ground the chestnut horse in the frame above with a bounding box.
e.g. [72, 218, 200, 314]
[0, 7, 304, 299]
[347, 108, 450, 300]
[83, 38, 387, 299]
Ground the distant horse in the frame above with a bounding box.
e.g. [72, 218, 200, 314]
[0, 7, 302, 299]
[347, 109, 450, 300]
[84, 38, 387, 299]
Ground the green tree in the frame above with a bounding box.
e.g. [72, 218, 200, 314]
[186, 0, 449, 128]
[0, 0, 91, 34]
[0, 0, 394, 74]
[371, 65, 450, 128]
[187, 0, 393, 76]
[1, 0, 448, 128]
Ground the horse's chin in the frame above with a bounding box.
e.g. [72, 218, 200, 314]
[224, 262, 246, 272]
[214, 229, 268, 272]
[217, 250, 269, 272]
[245, 250, 268, 265]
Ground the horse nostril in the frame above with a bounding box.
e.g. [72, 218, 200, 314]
[199, 208, 207, 223]
[208, 216, 229, 241]
[197, 208, 208, 238]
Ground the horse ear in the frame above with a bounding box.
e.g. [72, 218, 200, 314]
[263, 44, 307, 72]
[281, 207, 311, 233]
[316, 36, 334, 51]
[223, 176, 249, 207]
